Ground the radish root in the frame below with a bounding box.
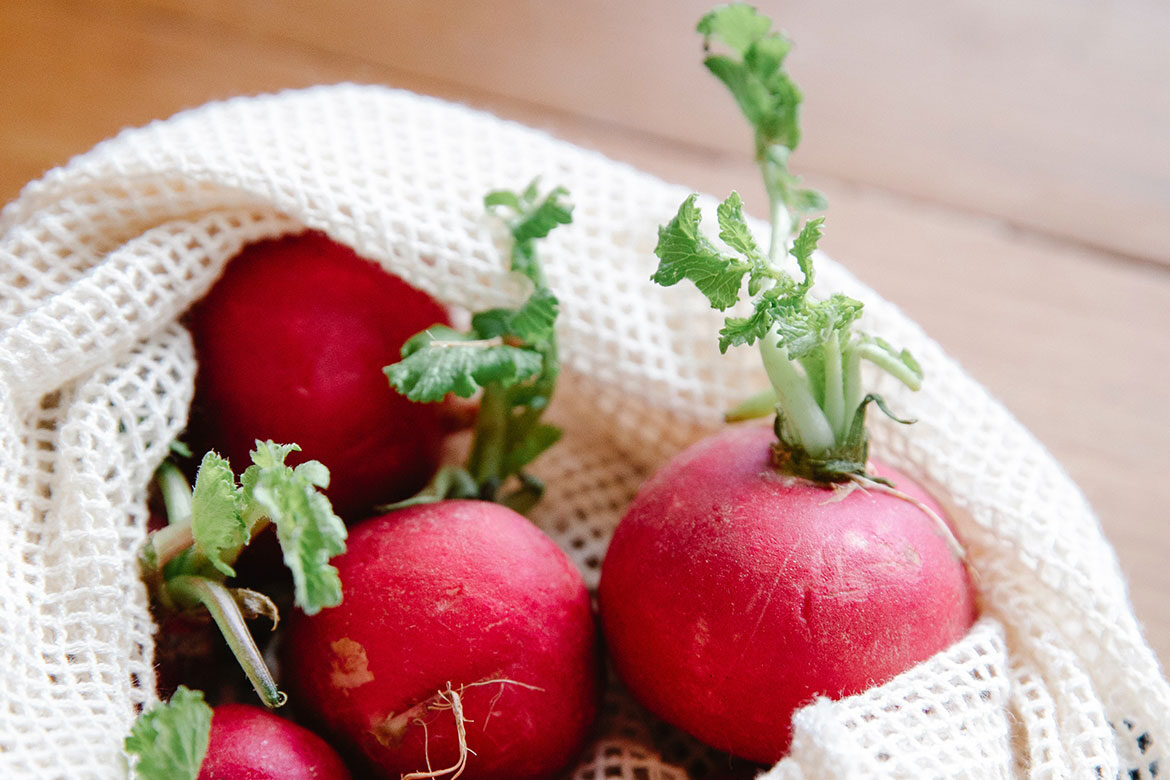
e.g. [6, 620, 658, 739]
[399, 678, 545, 780]
[844, 474, 968, 562]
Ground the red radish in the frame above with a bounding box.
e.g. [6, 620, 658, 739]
[185, 231, 450, 519]
[198, 703, 353, 780]
[598, 6, 978, 763]
[599, 425, 975, 762]
[281, 183, 593, 779]
[283, 501, 600, 780]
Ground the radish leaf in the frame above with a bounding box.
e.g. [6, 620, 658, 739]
[385, 181, 571, 509]
[653, 3, 922, 482]
[698, 4, 801, 158]
[241, 441, 346, 615]
[697, 3, 772, 54]
[471, 287, 559, 345]
[189, 452, 244, 578]
[652, 194, 749, 311]
[716, 192, 766, 263]
[124, 686, 211, 780]
[486, 184, 572, 283]
[387, 327, 544, 402]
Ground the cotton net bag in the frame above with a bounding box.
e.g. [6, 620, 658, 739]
[0, 85, 1166, 779]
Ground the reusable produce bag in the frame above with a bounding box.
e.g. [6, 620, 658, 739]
[1, 85, 1165, 779]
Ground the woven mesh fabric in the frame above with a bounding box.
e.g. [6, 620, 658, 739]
[0, 84, 1166, 779]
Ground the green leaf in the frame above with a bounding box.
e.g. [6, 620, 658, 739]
[700, 5, 799, 154]
[510, 187, 573, 245]
[718, 299, 776, 352]
[168, 440, 193, 458]
[484, 181, 573, 284]
[791, 188, 828, 213]
[189, 452, 244, 578]
[390, 181, 569, 513]
[697, 4, 774, 54]
[507, 287, 559, 343]
[504, 423, 563, 473]
[248, 441, 299, 471]
[124, 686, 212, 780]
[293, 459, 330, 490]
[483, 190, 521, 210]
[652, 195, 749, 310]
[386, 327, 544, 402]
[703, 56, 772, 132]
[774, 294, 863, 359]
[716, 192, 765, 262]
[790, 216, 825, 287]
[241, 442, 346, 615]
[470, 288, 559, 345]
[467, 308, 513, 340]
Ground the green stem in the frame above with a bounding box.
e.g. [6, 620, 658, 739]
[506, 343, 559, 455]
[759, 336, 836, 456]
[219, 506, 270, 569]
[155, 462, 193, 526]
[468, 383, 509, 500]
[148, 522, 195, 569]
[725, 387, 780, 422]
[165, 575, 286, 709]
[761, 143, 796, 264]
[857, 342, 924, 390]
[767, 193, 791, 264]
[842, 344, 864, 434]
[822, 336, 846, 439]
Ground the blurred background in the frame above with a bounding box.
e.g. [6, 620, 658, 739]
[2, 0, 1168, 665]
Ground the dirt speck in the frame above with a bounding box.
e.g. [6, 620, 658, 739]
[330, 637, 375, 689]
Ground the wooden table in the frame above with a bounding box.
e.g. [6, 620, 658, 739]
[3, 0, 1168, 667]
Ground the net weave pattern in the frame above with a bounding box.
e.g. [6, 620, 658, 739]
[0, 85, 1165, 779]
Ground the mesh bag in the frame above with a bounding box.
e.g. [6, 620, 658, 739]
[1, 85, 1166, 779]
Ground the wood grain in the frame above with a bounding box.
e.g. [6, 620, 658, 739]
[127, 0, 1170, 265]
[2, 0, 1168, 667]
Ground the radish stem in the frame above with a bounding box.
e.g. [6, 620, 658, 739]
[822, 336, 846, 439]
[857, 342, 923, 390]
[760, 338, 835, 456]
[155, 461, 193, 526]
[842, 345, 864, 435]
[149, 522, 194, 569]
[725, 387, 780, 422]
[468, 383, 508, 499]
[166, 575, 286, 709]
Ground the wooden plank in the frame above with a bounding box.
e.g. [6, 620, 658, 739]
[124, 0, 1170, 265]
[2, 0, 1168, 667]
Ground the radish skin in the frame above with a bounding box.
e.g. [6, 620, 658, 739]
[599, 425, 976, 762]
[186, 231, 450, 519]
[198, 703, 352, 780]
[283, 500, 601, 780]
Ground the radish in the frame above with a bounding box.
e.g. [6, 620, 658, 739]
[185, 231, 451, 519]
[283, 182, 601, 780]
[283, 501, 599, 780]
[601, 427, 975, 761]
[199, 703, 353, 780]
[125, 687, 352, 780]
[598, 5, 977, 763]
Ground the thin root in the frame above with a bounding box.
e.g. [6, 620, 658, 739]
[401, 684, 469, 780]
[400, 677, 545, 780]
[847, 474, 968, 563]
[820, 481, 866, 505]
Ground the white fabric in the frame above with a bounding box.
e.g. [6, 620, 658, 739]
[0, 85, 1165, 779]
